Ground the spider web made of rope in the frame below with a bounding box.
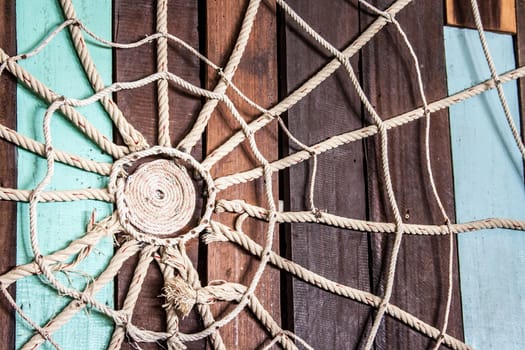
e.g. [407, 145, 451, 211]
[0, 0, 523, 349]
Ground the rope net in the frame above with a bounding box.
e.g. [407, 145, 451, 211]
[0, 0, 523, 349]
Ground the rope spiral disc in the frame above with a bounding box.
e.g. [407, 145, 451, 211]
[122, 159, 195, 236]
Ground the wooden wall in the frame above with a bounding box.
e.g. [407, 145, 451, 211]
[0, 0, 17, 348]
[0, 0, 524, 349]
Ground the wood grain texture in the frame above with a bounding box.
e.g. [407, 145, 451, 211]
[445, 27, 525, 350]
[113, 1, 203, 348]
[446, 0, 517, 34]
[281, 1, 371, 348]
[0, 0, 16, 348]
[205, 0, 280, 348]
[16, 1, 114, 348]
[518, 0, 525, 139]
[361, 2, 463, 349]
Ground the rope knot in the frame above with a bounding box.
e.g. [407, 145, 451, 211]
[312, 207, 325, 220]
[383, 12, 395, 23]
[163, 275, 198, 318]
[68, 18, 81, 26]
[160, 246, 187, 274]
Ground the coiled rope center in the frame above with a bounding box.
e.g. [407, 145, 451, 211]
[123, 159, 195, 236]
[110, 146, 216, 244]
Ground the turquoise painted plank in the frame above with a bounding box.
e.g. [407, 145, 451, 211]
[445, 27, 525, 349]
[16, 1, 114, 349]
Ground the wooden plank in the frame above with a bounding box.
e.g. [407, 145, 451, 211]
[113, 1, 203, 349]
[360, 2, 464, 348]
[518, 0, 525, 139]
[0, 0, 17, 348]
[15, 0, 114, 348]
[281, 1, 371, 348]
[444, 26, 525, 350]
[446, 0, 517, 34]
[205, 1, 280, 348]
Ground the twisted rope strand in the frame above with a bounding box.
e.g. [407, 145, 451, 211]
[59, 0, 148, 151]
[156, 0, 171, 148]
[0, 187, 113, 202]
[213, 64, 525, 191]
[201, 0, 413, 169]
[2, 2, 522, 349]
[109, 245, 158, 349]
[0, 49, 127, 159]
[469, 0, 525, 160]
[207, 221, 472, 350]
[177, 0, 262, 152]
[22, 240, 141, 350]
[0, 122, 111, 175]
[216, 199, 525, 235]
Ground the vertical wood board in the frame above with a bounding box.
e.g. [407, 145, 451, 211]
[361, 2, 463, 348]
[446, 0, 517, 34]
[15, 0, 114, 348]
[517, 0, 525, 141]
[282, 1, 371, 348]
[205, 0, 280, 348]
[0, 0, 17, 348]
[444, 26, 525, 350]
[113, 1, 203, 348]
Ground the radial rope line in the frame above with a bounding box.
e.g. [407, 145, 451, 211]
[59, 0, 148, 151]
[1, 1, 524, 349]
[157, 0, 171, 147]
[177, 0, 262, 152]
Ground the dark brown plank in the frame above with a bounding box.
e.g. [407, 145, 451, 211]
[360, 2, 463, 349]
[205, 0, 280, 348]
[518, 0, 525, 142]
[282, 1, 371, 348]
[446, 0, 516, 34]
[114, 1, 203, 348]
[0, 1, 17, 348]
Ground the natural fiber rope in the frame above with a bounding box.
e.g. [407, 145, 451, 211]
[215, 199, 525, 235]
[109, 244, 158, 349]
[0, 49, 127, 159]
[177, 0, 262, 152]
[1, 0, 523, 349]
[205, 221, 472, 350]
[0, 187, 113, 202]
[60, 0, 148, 152]
[213, 63, 525, 191]
[157, 0, 171, 148]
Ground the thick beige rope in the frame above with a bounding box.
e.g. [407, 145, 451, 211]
[205, 221, 472, 350]
[109, 244, 158, 349]
[0, 49, 127, 159]
[215, 199, 525, 235]
[468, 0, 525, 160]
[201, 0, 413, 169]
[213, 63, 525, 192]
[22, 240, 141, 350]
[2, 1, 524, 349]
[157, 0, 171, 148]
[0, 187, 113, 202]
[177, 0, 262, 152]
[60, 0, 148, 152]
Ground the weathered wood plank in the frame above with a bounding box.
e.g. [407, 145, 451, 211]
[282, 1, 370, 348]
[446, 0, 517, 34]
[517, 0, 525, 139]
[361, 2, 463, 348]
[205, 0, 280, 348]
[113, 1, 203, 348]
[0, 0, 17, 348]
[15, 0, 114, 348]
[444, 26, 525, 350]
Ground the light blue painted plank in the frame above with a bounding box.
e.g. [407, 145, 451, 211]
[16, 1, 114, 349]
[444, 27, 525, 349]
